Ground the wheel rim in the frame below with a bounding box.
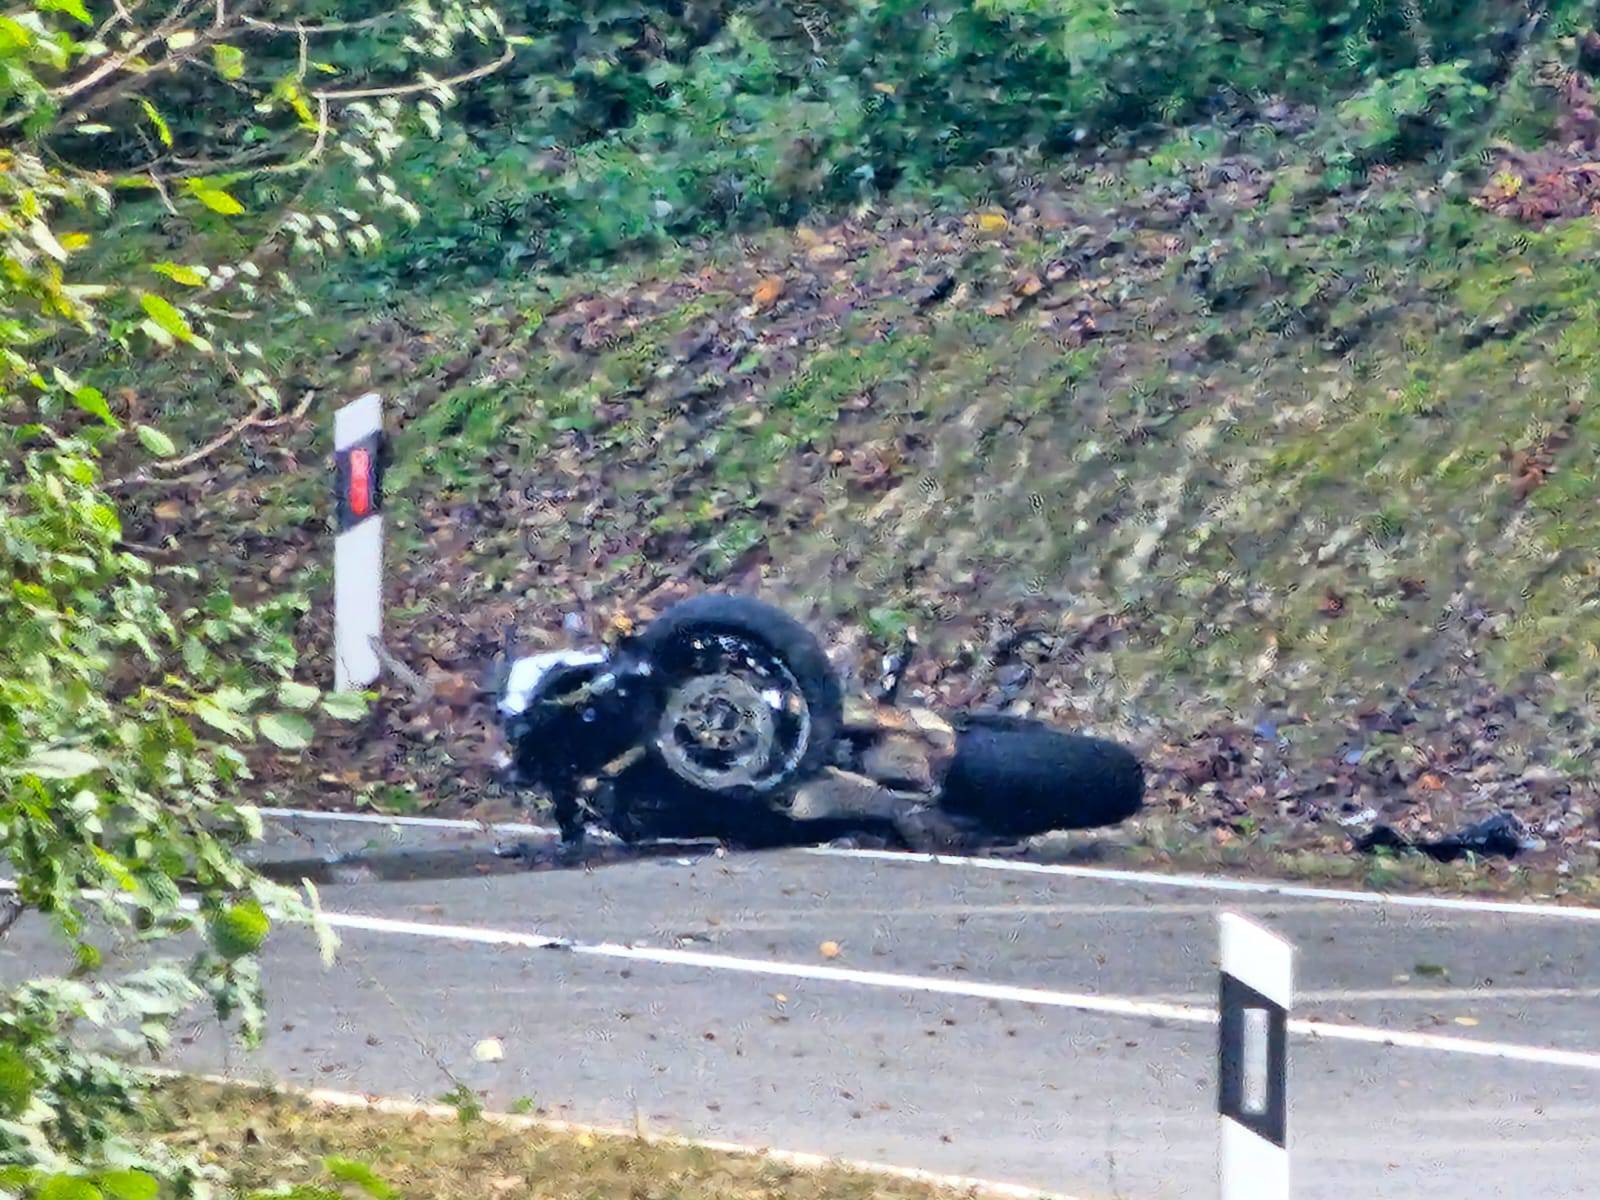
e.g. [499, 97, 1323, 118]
[654, 633, 811, 793]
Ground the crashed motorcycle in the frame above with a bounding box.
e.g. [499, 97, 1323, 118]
[492, 594, 1143, 852]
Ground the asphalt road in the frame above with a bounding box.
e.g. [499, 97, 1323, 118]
[8, 811, 1600, 1200]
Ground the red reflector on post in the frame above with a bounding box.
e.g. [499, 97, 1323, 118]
[348, 447, 372, 518]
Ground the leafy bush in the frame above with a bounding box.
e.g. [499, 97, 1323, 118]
[0, 0, 508, 1195]
[362, 0, 1588, 282]
[1320, 60, 1492, 185]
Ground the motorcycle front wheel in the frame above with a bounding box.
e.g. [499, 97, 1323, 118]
[605, 594, 843, 843]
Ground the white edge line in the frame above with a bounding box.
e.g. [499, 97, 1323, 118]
[315, 908, 1211, 1024]
[16, 868, 1600, 1074]
[147, 1069, 1075, 1200]
[254, 806, 1600, 923]
[314, 907, 1600, 1074]
[14, 878, 1600, 1072]
[807, 846, 1600, 923]
[257, 806, 556, 838]
[1288, 1019, 1600, 1072]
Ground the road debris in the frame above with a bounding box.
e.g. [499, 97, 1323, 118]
[1355, 812, 1527, 863]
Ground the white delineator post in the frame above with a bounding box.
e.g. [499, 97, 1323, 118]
[1219, 912, 1293, 1200]
[333, 393, 384, 691]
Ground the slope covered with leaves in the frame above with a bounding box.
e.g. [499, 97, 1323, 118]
[93, 4, 1600, 891]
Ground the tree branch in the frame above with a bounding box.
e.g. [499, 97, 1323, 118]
[371, 640, 432, 703]
[312, 43, 515, 103]
[104, 390, 313, 487]
[54, 0, 267, 127]
[52, 0, 208, 103]
[239, 12, 396, 34]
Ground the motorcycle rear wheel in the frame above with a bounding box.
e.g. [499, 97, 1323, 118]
[941, 714, 1145, 837]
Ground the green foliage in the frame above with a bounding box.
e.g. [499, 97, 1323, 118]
[322, 1157, 397, 1200]
[436, 1085, 482, 1124]
[0, 0, 508, 1195]
[1320, 61, 1490, 187]
[209, 902, 271, 961]
[367, 0, 1570, 281]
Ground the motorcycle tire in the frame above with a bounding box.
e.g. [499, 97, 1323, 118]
[941, 713, 1144, 837]
[631, 594, 843, 801]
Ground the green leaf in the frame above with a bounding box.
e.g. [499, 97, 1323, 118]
[186, 180, 245, 215]
[85, 502, 122, 540]
[277, 681, 320, 709]
[212, 43, 245, 80]
[258, 711, 314, 749]
[210, 900, 269, 958]
[34, 1176, 102, 1200]
[324, 1159, 396, 1200]
[0, 1046, 35, 1119]
[14, 748, 102, 779]
[138, 99, 172, 148]
[70, 384, 116, 426]
[152, 262, 206, 286]
[138, 293, 193, 341]
[319, 691, 369, 720]
[194, 698, 253, 739]
[38, 0, 92, 23]
[273, 76, 317, 127]
[136, 425, 177, 457]
[139, 319, 175, 349]
[95, 1172, 158, 1200]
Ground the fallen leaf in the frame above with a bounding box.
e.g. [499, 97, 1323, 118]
[153, 500, 183, 521]
[473, 1037, 505, 1062]
[807, 243, 845, 264]
[752, 275, 785, 309]
[1454, 1016, 1480, 1027]
[973, 211, 1009, 234]
[819, 940, 841, 959]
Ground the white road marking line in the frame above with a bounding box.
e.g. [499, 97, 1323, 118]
[13, 876, 1600, 1070]
[256, 806, 1600, 923]
[258, 806, 556, 837]
[1287, 1019, 1600, 1071]
[1158, 985, 1600, 1004]
[315, 907, 1210, 1022]
[155, 1071, 1076, 1200]
[313, 907, 1600, 1073]
[809, 847, 1600, 922]
[694, 902, 1371, 935]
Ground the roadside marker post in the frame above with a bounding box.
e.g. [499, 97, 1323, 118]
[333, 393, 385, 691]
[1219, 912, 1292, 1200]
